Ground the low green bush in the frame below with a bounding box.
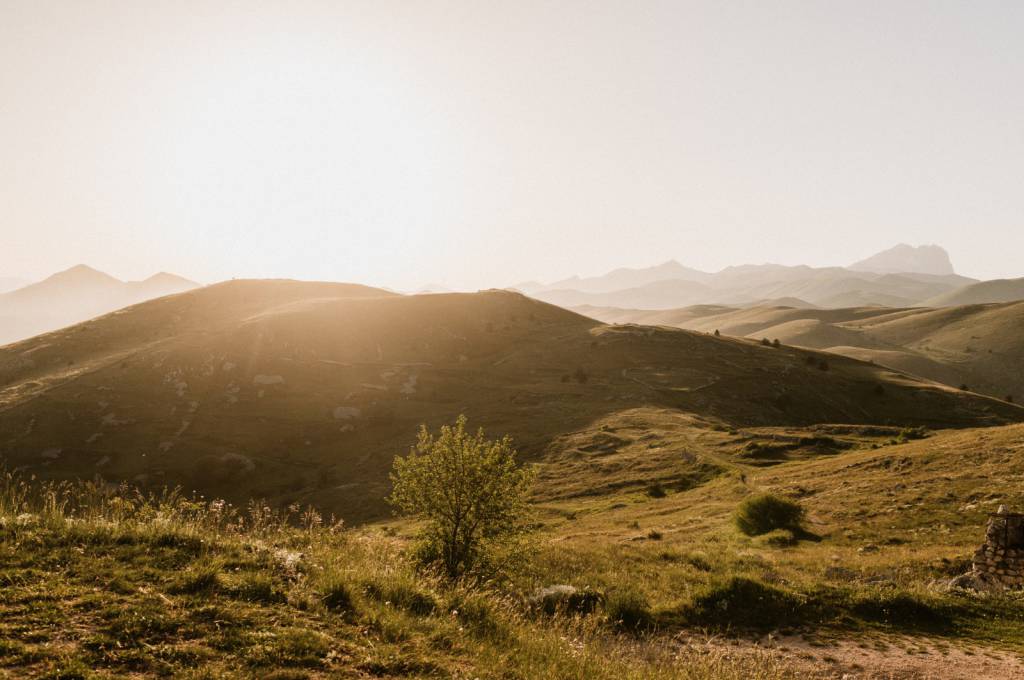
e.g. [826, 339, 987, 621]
[645, 483, 667, 498]
[734, 493, 804, 536]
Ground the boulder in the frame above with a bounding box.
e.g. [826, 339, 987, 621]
[527, 584, 603, 615]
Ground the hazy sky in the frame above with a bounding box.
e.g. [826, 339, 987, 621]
[2, 1, 1022, 289]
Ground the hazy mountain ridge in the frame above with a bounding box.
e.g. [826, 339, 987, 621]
[0, 265, 199, 346]
[849, 243, 955, 275]
[0, 277, 29, 294]
[518, 244, 1003, 310]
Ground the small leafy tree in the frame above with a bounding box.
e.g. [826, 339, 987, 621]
[389, 415, 535, 578]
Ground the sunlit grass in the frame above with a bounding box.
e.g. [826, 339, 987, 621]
[0, 470, 793, 678]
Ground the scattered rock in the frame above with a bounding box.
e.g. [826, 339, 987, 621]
[527, 585, 603, 615]
[102, 412, 130, 426]
[333, 406, 362, 420]
[400, 374, 418, 394]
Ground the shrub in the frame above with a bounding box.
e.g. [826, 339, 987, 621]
[713, 329, 720, 337]
[573, 367, 589, 384]
[772, 339, 781, 348]
[818, 358, 829, 371]
[734, 493, 804, 536]
[604, 587, 653, 631]
[389, 415, 535, 578]
[896, 427, 927, 443]
[645, 483, 667, 498]
[761, 338, 771, 346]
[959, 384, 969, 391]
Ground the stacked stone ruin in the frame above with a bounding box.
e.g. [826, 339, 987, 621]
[972, 506, 1024, 587]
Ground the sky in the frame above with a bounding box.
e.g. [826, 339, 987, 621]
[2, 1, 1023, 290]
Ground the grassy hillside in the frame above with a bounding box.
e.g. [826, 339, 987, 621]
[0, 471, 786, 680]
[925, 277, 1024, 306]
[578, 301, 1024, 402]
[5, 420, 1024, 678]
[2, 281, 1019, 524]
[845, 301, 1024, 399]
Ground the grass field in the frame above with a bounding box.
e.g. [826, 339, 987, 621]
[4, 420, 1024, 678]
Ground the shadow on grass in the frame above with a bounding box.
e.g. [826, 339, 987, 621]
[659, 576, 961, 636]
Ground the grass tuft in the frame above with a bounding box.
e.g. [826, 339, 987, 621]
[604, 587, 653, 631]
[318, 573, 357, 613]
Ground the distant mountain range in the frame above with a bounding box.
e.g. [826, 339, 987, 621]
[514, 244, 1019, 310]
[0, 265, 199, 345]
[849, 243, 955, 275]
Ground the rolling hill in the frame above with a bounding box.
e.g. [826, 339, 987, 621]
[1, 279, 1019, 523]
[924, 277, 1024, 307]
[0, 265, 200, 345]
[579, 301, 1024, 402]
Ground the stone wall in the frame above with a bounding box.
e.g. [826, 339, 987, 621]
[972, 507, 1024, 588]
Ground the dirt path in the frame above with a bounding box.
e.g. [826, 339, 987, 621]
[674, 632, 1024, 679]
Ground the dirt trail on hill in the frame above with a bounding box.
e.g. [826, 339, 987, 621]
[675, 632, 1024, 679]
